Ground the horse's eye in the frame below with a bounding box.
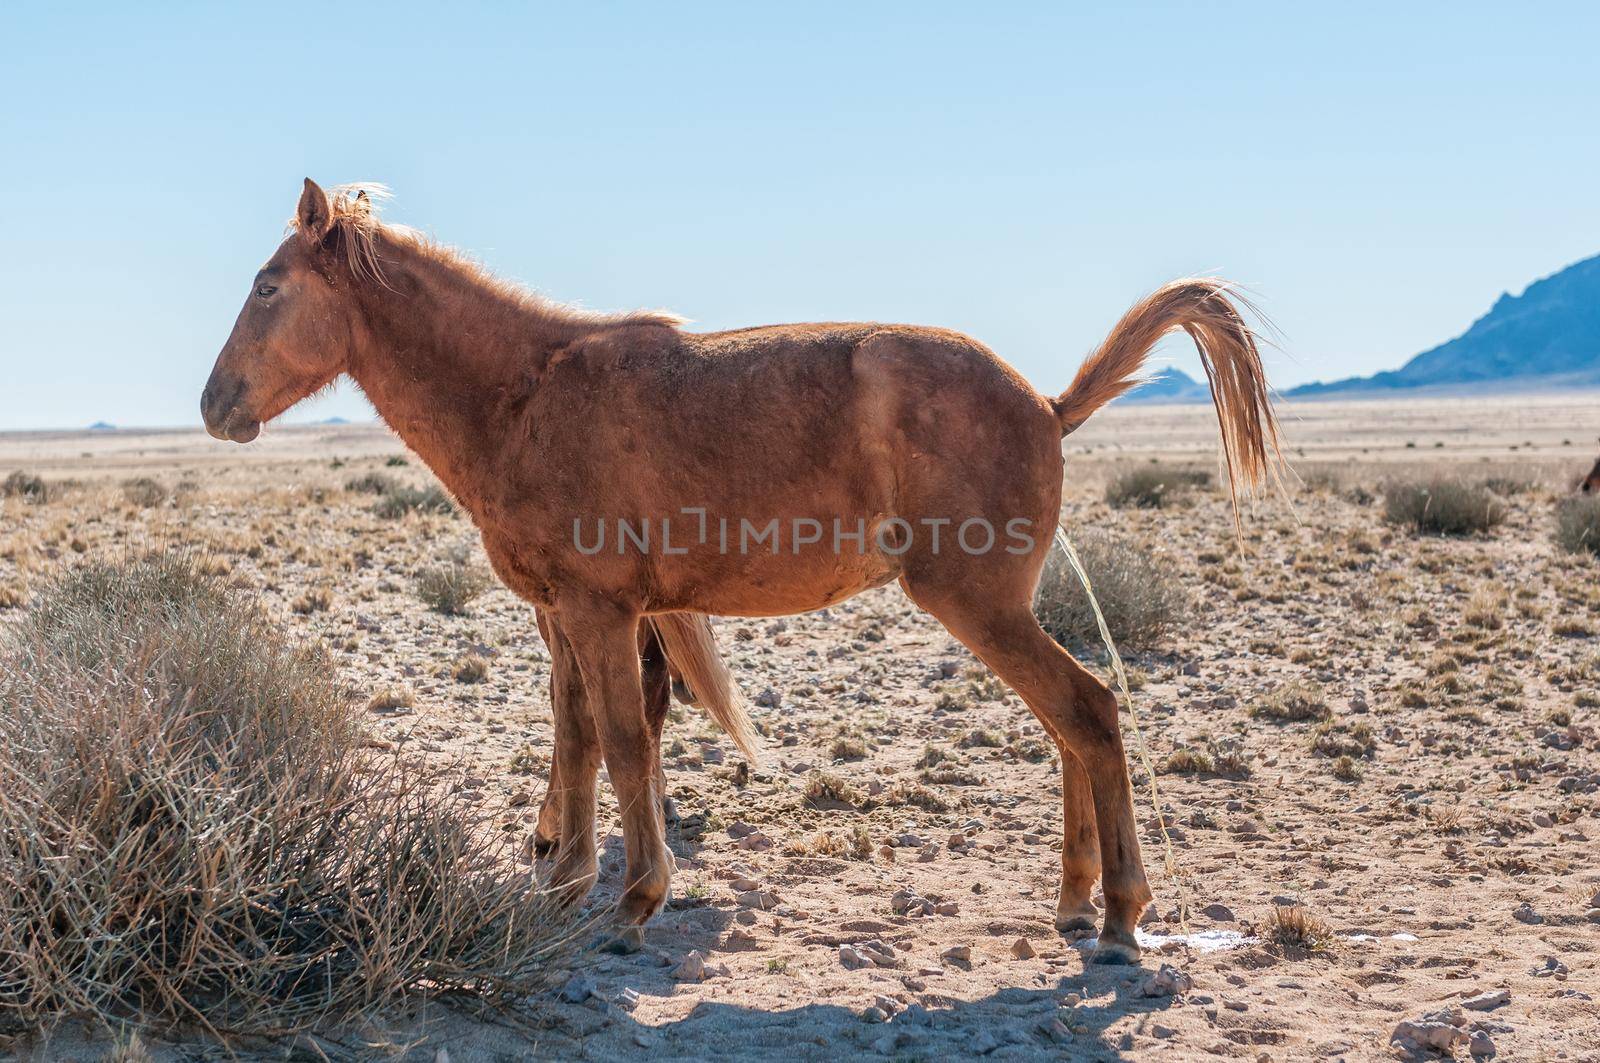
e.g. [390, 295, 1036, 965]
[255, 284, 278, 299]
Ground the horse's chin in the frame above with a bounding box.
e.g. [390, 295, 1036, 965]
[205, 412, 261, 444]
[227, 420, 261, 443]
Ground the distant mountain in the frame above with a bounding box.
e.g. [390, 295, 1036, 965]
[1291, 253, 1600, 397]
[1119, 367, 1210, 404]
[88, 421, 116, 431]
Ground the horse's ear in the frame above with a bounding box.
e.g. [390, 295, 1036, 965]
[297, 178, 332, 242]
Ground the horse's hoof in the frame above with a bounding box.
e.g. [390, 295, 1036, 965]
[1055, 911, 1098, 934]
[598, 926, 645, 955]
[1090, 933, 1141, 966]
[661, 796, 680, 828]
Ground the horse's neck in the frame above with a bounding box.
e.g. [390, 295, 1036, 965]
[343, 249, 562, 507]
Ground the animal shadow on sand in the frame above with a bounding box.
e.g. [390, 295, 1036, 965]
[520, 829, 1184, 1062]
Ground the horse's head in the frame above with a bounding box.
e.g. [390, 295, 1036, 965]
[201, 179, 373, 443]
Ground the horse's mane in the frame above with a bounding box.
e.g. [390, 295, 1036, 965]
[290, 183, 686, 331]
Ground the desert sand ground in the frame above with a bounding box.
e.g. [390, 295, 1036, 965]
[2, 395, 1598, 1061]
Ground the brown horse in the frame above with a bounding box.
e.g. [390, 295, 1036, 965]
[202, 180, 1280, 962]
[1581, 448, 1600, 494]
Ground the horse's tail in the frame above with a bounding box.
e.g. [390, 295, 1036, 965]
[1052, 277, 1282, 515]
[649, 612, 760, 763]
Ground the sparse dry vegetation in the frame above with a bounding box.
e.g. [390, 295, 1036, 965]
[1033, 529, 1188, 649]
[1105, 465, 1211, 508]
[1555, 495, 1600, 556]
[1383, 476, 1506, 536]
[0, 553, 577, 1039]
[417, 548, 493, 615]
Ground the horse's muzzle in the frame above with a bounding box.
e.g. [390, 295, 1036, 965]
[201, 378, 261, 443]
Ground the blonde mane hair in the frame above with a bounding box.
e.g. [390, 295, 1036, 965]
[293, 183, 685, 330]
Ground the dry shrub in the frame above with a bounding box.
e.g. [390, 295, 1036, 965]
[120, 477, 168, 509]
[1555, 496, 1600, 556]
[0, 553, 577, 1039]
[417, 549, 493, 615]
[1382, 477, 1505, 536]
[1262, 904, 1335, 952]
[1250, 680, 1330, 723]
[1105, 465, 1211, 509]
[372, 483, 454, 519]
[344, 471, 401, 496]
[2, 471, 50, 504]
[802, 770, 861, 809]
[1034, 530, 1188, 650]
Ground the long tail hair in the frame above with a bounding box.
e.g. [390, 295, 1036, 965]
[648, 613, 759, 762]
[1053, 278, 1282, 515]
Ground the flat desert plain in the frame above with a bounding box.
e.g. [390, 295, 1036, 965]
[2, 394, 1598, 1061]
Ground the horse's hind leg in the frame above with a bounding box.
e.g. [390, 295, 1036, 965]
[905, 585, 1151, 963]
[1056, 749, 1102, 932]
[638, 621, 678, 827]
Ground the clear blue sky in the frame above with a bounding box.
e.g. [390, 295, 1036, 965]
[3, 2, 1597, 430]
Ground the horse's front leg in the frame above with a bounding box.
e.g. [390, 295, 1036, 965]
[567, 603, 671, 953]
[532, 609, 572, 857]
[540, 614, 602, 905]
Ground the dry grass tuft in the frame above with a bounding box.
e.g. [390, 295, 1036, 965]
[1034, 530, 1189, 650]
[0, 553, 578, 1038]
[120, 477, 168, 509]
[1262, 904, 1335, 952]
[802, 771, 862, 809]
[2, 471, 51, 504]
[417, 549, 493, 615]
[372, 483, 454, 519]
[1104, 465, 1211, 509]
[1382, 477, 1505, 536]
[452, 652, 491, 683]
[1555, 495, 1600, 556]
[1249, 680, 1331, 723]
[344, 471, 402, 496]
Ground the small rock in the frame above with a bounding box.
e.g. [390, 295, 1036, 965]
[1199, 903, 1236, 921]
[1151, 1023, 1176, 1039]
[1529, 956, 1568, 979]
[736, 889, 779, 910]
[1391, 1018, 1466, 1053]
[941, 945, 972, 963]
[1040, 1017, 1073, 1044]
[1512, 902, 1542, 924]
[674, 950, 707, 982]
[895, 1004, 932, 1026]
[1010, 937, 1036, 960]
[1136, 964, 1193, 998]
[1461, 988, 1509, 1011]
[738, 831, 774, 851]
[859, 1005, 888, 1023]
[839, 944, 871, 970]
[559, 972, 594, 1003]
[1468, 1030, 1497, 1057]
